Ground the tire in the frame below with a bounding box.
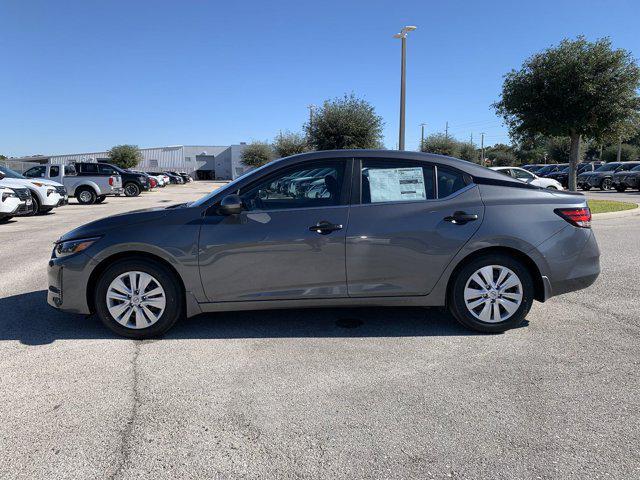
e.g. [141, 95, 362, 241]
[615, 186, 626, 192]
[94, 258, 183, 339]
[95, 195, 106, 204]
[124, 182, 141, 197]
[600, 178, 612, 190]
[0, 216, 13, 223]
[448, 253, 534, 333]
[76, 187, 97, 205]
[581, 185, 591, 191]
[28, 194, 41, 215]
[546, 186, 558, 190]
[41, 207, 54, 213]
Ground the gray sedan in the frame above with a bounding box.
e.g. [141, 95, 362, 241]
[47, 150, 600, 338]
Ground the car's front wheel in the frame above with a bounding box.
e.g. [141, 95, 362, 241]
[600, 178, 612, 190]
[95, 259, 183, 339]
[448, 254, 534, 333]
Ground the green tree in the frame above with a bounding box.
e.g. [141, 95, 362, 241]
[484, 144, 518, 166]
[107, 145, 143, 169]
[457, 142, 478, 162]
[494, 36, 640, 190]
[0, 155, 7, 160]
[545, 137, 586, 163]
[306, 94, 384, 150]
[602, 144, 639, 162]
[420, 133, 459, 157]
[240, 141, 274, 168]
[273, 131, 309, 158]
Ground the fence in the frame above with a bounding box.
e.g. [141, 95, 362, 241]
[0, 160, 44, 174]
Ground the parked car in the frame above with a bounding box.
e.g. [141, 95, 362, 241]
[177, 172, 192, 183]
[577, 162, 628, 190]
[148, 174, 166, 187]
[48, 150, 600, 339]
[163, 172, 184, 184]
[147, 172, 171, 186]
[490, 166, 564, 190]
[0, 186, 25, 222]
[545, 162, 602, 188]
[0, 165, 63, 214]
[24, 163, 121, 205]
[611, 162, 640, 191]
[522, 164, 547, 173]
[534, 163, 568, 178]
[92, 163, 150, 197]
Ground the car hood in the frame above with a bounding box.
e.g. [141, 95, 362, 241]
[30, 178, 64, 188]
[58, 207, 170, 242]
[614, 170, 639, 177]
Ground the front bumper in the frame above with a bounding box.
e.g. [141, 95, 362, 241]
[47, 252, 96, 315]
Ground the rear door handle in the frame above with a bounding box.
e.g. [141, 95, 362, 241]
[444, 211, 478, 225]
[309, 221, 343, 235]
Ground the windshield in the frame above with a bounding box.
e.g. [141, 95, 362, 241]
[0, 165, 27, 179]
[536, 165, 557, 175]
[190, 163, 272, 207]
[595, 163, 620, 172]
[632, 165, 640, 172]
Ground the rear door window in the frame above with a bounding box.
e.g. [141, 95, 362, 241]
[361, 159, 435, 203]
[437, 167, 468, 198]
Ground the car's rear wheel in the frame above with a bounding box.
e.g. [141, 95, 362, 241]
[95, 259, 183, 339]
[448, 254, 534, 333]
[124, 182, 141, 197]
[76, 187, 97, 205]
[615, 186, 626, 192]
[581, 185, 591, 191]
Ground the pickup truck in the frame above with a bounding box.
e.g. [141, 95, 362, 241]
[24, 163, 122, 205]
[95, 162, 151, 197]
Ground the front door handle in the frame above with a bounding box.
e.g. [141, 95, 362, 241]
[444, 211, 478, 225]
[309, 221, 343, 235]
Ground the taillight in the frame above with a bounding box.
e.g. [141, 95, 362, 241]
[109, 176, 114, 186]
[555, 207, 591, 228]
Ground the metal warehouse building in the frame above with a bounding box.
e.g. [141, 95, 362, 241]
[8, 144, 250, 180]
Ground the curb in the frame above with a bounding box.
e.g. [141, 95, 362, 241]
[592, 204, 640, 220]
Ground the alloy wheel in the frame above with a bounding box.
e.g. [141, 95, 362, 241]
[79, 191, 92, 203]
[106, 271, 166, 329]
[463, 265, 523, 323]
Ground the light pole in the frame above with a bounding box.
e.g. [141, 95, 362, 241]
[420, 123, 426, 150]
[394, 26, 417, 150]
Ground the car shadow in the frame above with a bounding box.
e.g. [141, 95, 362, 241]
[0, 290, 527, 345]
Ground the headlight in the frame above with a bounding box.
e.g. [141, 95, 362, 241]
[54, 237, 100, 258]
[46, 188, 56, 196]
[2, 191, 17, 201]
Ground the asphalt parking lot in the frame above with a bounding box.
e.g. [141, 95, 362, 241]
[1, 182, 639, 479]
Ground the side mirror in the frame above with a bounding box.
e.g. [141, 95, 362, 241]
[0, 171, 4, 180]
[217, 194, 244, 215]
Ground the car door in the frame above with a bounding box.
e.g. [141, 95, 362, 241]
[198, 159, 351, 302]
[346, 158, 484, 297]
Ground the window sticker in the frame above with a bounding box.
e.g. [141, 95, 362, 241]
[367, 167, 426, 203]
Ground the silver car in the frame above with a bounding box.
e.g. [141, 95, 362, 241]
[47, 150, 600, 338]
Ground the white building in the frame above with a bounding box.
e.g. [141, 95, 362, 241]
[8, 144, 250, 180]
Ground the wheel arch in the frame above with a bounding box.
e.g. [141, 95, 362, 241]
[86, 251, 186, 315]
[445, 246, 545, 304]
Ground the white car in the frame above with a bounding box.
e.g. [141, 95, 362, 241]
[0, 165, 64, 214]
[490, 166, 564, 190]
[0, 187, 24, 221]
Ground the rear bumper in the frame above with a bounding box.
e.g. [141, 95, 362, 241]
[533, 226, 600, 300]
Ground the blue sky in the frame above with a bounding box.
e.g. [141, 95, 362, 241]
[1, 0, 639, 157]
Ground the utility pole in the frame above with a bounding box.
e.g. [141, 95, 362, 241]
[445, 121, 449, 139]
[307, 104, 316, 128]
[394, 26, 417, 150]
[480, 133, 485, 165]
[470, 133, 473, 145]
[420, 123, 426, 150]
